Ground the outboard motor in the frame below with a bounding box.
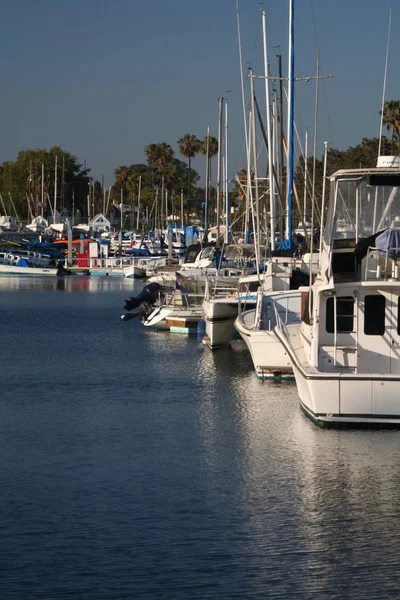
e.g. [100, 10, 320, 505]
[123, 283, 162, 312]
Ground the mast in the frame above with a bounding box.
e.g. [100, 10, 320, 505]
[216, 97, 223, 244]
[262, 10, 275, 251]
[250, 68, 261, 260]
[224, 100, 229, 244]
[311, 53, 320, 236]
[277, 54, 284, 242]
[41, 163, 44, 218]
[204, 124, 210, 234]
[237, 0, 250, 241]
[378, 7, 392, 159]
[303, 127, 308, 223]
[137, 175, 142, 230]
[181, 188, 184, 227]
[54, 155, 58, 224]
[120, 188, 123, 230]
[246, 104, 254, 246]
[284, 0, 295, 248]
[61, 156, 65, 212]
[161, 175, 165, 230]
[272, 93, 277, 247]
[319, 141, 328, 255]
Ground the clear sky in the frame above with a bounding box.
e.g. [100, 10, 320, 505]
[0, 0, 398, 186]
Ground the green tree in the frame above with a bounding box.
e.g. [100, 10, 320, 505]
[114, 165, 129, 194]
[0, 146, 90, 222]
[381, 100, 400, 153]
[177, 133, 200, 198]
[294, 136, 392, 223]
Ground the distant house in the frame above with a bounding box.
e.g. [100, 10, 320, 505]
[89, 214, 111, 234]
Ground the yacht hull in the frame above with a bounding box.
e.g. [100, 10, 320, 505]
[235, 314, 293, 379]
[203, 300, 239, 348]
[143, 306, 203, 334]
[277, 327, 400, 426]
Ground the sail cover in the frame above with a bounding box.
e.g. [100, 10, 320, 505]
[375, 228, 400, 259]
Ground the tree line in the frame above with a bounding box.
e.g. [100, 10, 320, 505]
[0, 98, 399, 227]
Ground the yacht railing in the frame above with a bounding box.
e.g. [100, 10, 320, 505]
[364, 246, 400, 281]
[163, 290, 205, 310]
[271, 292, 303, 334]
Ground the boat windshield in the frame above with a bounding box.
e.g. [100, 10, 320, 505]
[324, 173, 400, 245]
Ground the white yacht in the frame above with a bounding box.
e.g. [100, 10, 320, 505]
[235, 283, 307, 379]
[204, 255, 314, 350]
[275, 162, 400, 425]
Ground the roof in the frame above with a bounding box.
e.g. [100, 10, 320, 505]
[330, 167, 400, 179]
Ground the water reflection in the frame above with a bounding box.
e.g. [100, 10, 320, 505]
[0, 274, 139, 293]
[1, 280, 400, 598]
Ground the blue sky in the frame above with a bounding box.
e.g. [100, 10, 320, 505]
[0, 0, 398, 186]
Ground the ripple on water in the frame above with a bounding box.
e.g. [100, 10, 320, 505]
[0, 278, 400, 598]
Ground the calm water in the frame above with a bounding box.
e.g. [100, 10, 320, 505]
[1, 276, 400, 599]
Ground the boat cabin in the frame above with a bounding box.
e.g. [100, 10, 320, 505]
[306, 166, 400, 378]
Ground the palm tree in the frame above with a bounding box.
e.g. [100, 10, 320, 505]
[177, 133, 200, 198]
[144, 143, 160, 190]
[114, 165, 129, 192]
[155, 142, 174, 170]
[200, 135, 218, 227]
[200, 135, 218, 160]
[381, 100, 400, 153]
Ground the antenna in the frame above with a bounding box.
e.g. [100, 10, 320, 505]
[378, 7, 392, 159]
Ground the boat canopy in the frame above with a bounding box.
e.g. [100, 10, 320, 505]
[324, 169, 400, 248]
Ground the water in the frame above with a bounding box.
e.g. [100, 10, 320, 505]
[1, 276, 400, 599]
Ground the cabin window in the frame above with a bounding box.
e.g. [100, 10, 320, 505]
[248, 281, 260, 293]
[326, 296, 354, 334]
[364, 295, 385, 336]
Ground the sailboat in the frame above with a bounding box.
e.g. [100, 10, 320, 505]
[233, 0, 318, 378]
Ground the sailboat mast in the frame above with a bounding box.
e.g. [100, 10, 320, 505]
[262, 10, 275, 251]
[277, 54, 284, 242]
[285, 0, 295, 246]
[54, 155, 58, 224]
[181, 188, 184, 227]
[250, 69, 261, 257]
[378, 7, 392, 159]
[216, 96, 223, 243]
[205, 124, 210, 233]
[303, 127, 308, 223]
[137, 176, 142, 230]
[224, 101, 229, 244]
[319, 141, 329, 255]
[311, 53, 320, 235]
[246, 105, 254, 247]
[41, 163, 44, 218]
[237, 0, 250, 242]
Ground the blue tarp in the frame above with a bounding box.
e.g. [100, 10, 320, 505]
[375, 228, 400, 259]
[16, 258, 29, 267]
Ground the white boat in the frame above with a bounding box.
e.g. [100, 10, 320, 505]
[142, 283, 204, 334]
[0, 216, 18, 231]
[235, 288, 305, 379]
[202, 273, 259, 349]
[0, 263, 58, 276]
[123, 256, 168, 279]
[24, 216, 49, 233]
[203, 255, 314, 350]
[275, 163, 400, 425]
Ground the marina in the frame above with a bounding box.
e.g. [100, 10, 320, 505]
[2, 0, 400, 597]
